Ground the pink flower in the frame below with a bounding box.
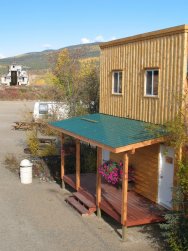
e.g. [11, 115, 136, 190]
[98, 160, 125, 185]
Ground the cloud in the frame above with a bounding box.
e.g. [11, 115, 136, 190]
[94, 35, 104, 42]
[81, 35, 107, 44]
[81, 38, 91, 44]
[110, 36, 117, 40]
[42, 43, 52, 49]
[0, 53, 5, 59]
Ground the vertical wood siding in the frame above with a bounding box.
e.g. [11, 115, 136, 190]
[100, 32, 187, 124]
[110, 144, 160, 202]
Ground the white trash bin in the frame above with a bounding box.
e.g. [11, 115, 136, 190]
[20, 159, 33, 184]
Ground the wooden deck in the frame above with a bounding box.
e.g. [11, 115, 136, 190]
[63, 173, 166, 227]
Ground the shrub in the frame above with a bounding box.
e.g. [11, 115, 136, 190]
[27, 131, 40, 156]
[38, 143, 58, 157]
[160, 161, 188, 250]
[4, 153, 19, 173]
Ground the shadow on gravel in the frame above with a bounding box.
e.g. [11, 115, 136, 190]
[139, 223, 169, 250]
[101, 214, 169, 249]
[100, 212, 122, 239]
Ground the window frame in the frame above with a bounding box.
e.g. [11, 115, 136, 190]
[144, 69, 159, 97]
[39, 103, 48, 115]
[112, 70, 123, 95]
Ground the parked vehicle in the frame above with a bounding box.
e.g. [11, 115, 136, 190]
[33, 101, 69, 121]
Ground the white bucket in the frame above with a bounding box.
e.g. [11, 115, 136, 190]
[20, 159, 32, 184]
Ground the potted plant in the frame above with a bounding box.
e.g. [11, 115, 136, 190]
[98, 160, 123, 186]
[98, 160, 135, 187]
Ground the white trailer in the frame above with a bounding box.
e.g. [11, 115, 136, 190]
[33, 101, 69, 121]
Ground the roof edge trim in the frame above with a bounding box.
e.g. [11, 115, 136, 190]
[100, 24, 188, 49]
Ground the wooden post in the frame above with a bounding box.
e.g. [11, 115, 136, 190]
[76, 139, 80, 191]
[61, 133, 65, 189]
[121, 152, 129, 241]
[96, 147, 102, 217]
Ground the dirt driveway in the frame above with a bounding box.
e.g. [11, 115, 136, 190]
[0, 101, 164, 251]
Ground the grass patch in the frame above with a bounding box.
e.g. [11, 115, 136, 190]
[4, 153, 19, 174]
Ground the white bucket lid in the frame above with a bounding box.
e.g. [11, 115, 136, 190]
[20, 159, 32, 167]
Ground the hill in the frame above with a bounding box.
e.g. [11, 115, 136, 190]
[0, 42, 101, 75]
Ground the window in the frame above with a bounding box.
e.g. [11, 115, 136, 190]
[112, 71, 122, 94]
[145, 69, 159, 96]
[39, 104, 48, 114]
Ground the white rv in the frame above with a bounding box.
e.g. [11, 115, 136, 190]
[33, 101, 69, 121]
[1, 64, 29, 86]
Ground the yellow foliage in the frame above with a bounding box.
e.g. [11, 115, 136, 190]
[44, 71, 61, 86]
[27, 131, 39, 156]
[79, 57, 99, 63]
[79, 60, 99, 79]
[35, 79, 45, 86]
[27, 130, 58, 157]
[38, 143, 57, 157]
[50, 48, 99, 115]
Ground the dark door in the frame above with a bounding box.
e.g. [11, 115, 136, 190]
[11, 71, 17, 85]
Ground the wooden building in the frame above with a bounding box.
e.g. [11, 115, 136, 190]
[100, 24, 188, 124]
[50, 25, 188, 240]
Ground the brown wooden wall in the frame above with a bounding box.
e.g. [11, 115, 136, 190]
[110, 144, 160, 202]
[100, 29, 188, 124]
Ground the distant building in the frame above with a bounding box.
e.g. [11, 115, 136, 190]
[1, 65, 29, 86]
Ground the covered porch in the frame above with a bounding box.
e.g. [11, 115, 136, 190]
[49, 113, 165, 240]
[64, 173, 166, 227]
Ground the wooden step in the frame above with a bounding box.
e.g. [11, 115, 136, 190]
[73, 192, 96, 209]
[66, 196, 89, 216]
[78, 189, 96, 203]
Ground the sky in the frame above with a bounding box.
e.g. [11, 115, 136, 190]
[1, 0, 188, 58]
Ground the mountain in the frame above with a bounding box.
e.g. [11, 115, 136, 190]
[0, 42, 101, 74]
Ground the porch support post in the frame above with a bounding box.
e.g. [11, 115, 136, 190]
[96, 147, 102, 217]
[76, 139, 80, 191]
[121, 152, 129, 241]
[61, 133, 65, 189]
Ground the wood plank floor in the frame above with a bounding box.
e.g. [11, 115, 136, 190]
[64, 173, 166, 227]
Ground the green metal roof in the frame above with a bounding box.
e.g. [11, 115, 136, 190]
[50, 113, 164, 151]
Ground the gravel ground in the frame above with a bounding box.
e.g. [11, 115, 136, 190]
[0, 101, 164, 251]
